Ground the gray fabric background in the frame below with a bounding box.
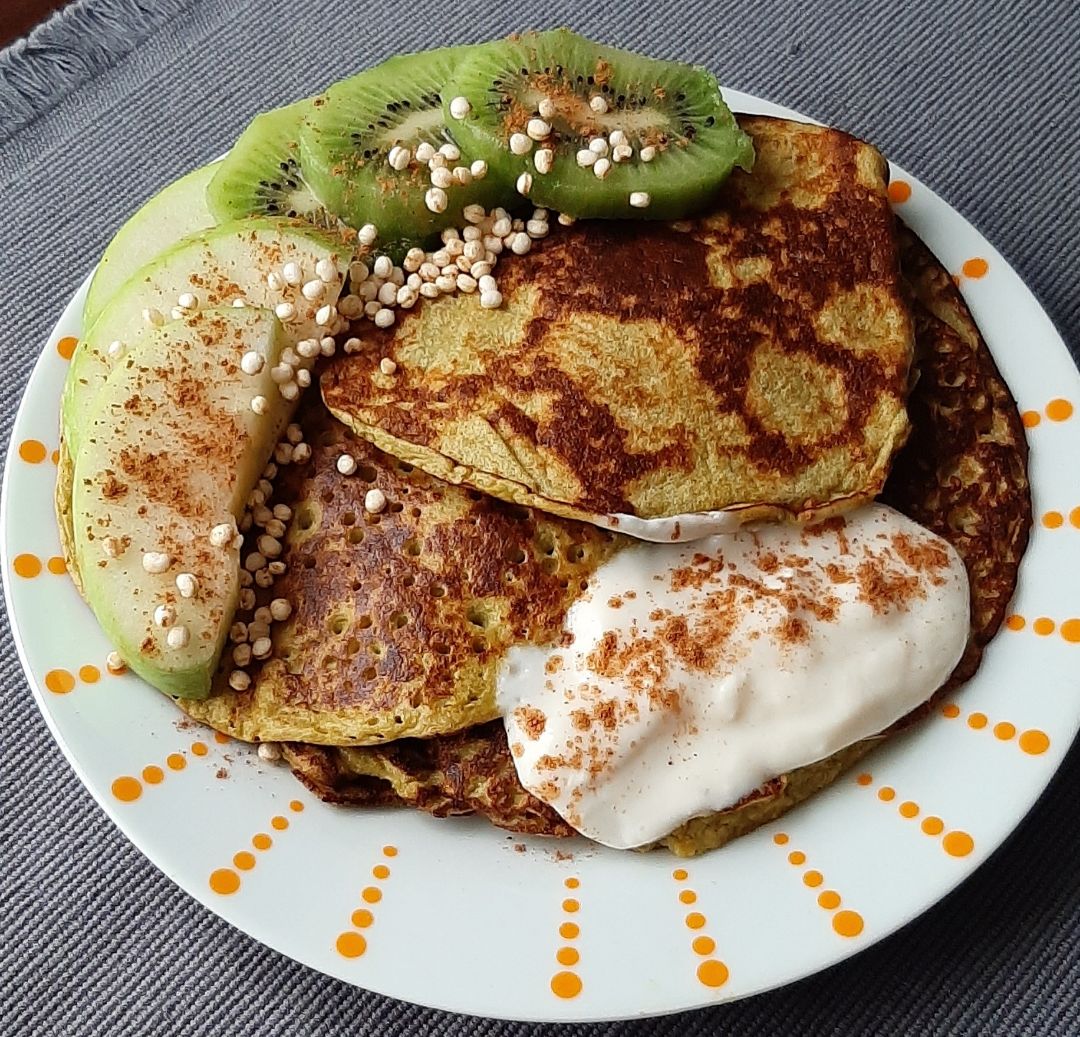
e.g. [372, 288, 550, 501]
[2, 1, 1078, 1033]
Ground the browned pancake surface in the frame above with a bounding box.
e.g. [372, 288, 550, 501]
[180, 402, 618, 743]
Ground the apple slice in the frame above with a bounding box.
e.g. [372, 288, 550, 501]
[83, 162, 220, 331]
[63, 217, 351, 454]
[72, 308, 295, 699]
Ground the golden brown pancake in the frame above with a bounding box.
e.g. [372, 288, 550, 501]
[322, 116, 914, 530]
[179, 401, 620, 743]
[284, 226, 1032, 855]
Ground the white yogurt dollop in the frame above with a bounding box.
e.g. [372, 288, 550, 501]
[497, 504, 970, 849]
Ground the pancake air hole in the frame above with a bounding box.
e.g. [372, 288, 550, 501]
[327, 612, 349, 635]
[357, 614, 373, 629]
[342, 511, 356, 526]
[430, 583, 446, 598]
[296, 503, 317, 531]
[389, 611, 408, 629]
[348, 527, 365, 544]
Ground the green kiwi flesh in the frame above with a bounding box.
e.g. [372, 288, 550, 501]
[207, 102, 332, 225]
[299, 46, 516, 245]
[442, 29, 755, 219]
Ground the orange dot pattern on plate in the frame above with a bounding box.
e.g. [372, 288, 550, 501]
[1021, 399, 1075, 429]
[335, 845, 396, 961]
[44, 657, 125, 695]
[207, 804, 304, 896]
[14, 554, 42, 578]
[112, 737, 229, 804]
[18, 439, 48, 463]
[549, 875, 584, 999]
[47, 556, 67, 574]
[887, 180, 912, 204]
[855, 774, 975, 857]
[940, 704, 1051, 756]
[44, 669, 75, 694]
[1003, 613, 1080, 643]
[671, 869, 729, 990]
[774, 833, 865, 938]
[56, 336, 78, 360]
[960, 257, 989, 279]
[1046, 399, 1074, 422]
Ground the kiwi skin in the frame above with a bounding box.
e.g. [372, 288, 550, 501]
[442, 29, 754, 220]
[299, 46, 517, 246]
[208, 102, 331, 225]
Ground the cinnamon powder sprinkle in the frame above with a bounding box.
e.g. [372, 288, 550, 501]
[515, 705, 547, 741]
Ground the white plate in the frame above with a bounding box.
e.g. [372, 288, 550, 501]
[4, 90, 1080, 1022]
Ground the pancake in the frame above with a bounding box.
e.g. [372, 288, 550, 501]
[179, 401, 620, 743]
[321, 115, 914, 534]
[283, 226, 1031, 855]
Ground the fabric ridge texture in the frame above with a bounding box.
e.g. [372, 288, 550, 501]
[1, 0, 1078, 1034]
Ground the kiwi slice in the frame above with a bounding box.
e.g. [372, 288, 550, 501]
[207, 102, 332, 225]
[299, 45, 516, 245]
[442, 29, 754, 220]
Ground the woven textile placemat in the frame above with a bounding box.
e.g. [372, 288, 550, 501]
[2, 1, 1078, 1033]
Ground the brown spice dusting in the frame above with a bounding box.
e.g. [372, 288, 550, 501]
[855, 556, 924, 615]
[513, 843, 527, 853]
[215, 767, 228, 780]
[101, 474, 127, 500]
[670, 552, 726, 592]
[515, 705, 547, 741]
[757, 552, 779, 573]
[510, 741, 524, 759]
[891, 532, 951, 575]
[776, 615, 810, 645]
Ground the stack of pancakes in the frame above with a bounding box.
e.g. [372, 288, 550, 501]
[181, 117, 1031, 856]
